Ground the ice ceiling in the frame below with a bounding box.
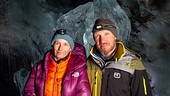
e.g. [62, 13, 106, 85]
[0, 0, 170, 96]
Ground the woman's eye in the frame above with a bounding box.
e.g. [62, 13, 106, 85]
[54, 42, 60, 45]
[64, 43, 69, 46]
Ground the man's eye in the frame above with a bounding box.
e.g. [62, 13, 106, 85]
[105, 32, 110, 36]
[106, 33, 109, 35]
[94, 35, 99, 39]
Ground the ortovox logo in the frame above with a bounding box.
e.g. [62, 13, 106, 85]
[114, 72, 121, 78]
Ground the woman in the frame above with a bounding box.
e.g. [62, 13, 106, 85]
[24, 29, 91, 96]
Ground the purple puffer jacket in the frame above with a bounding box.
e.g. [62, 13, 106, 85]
[24, 43, 91, 96]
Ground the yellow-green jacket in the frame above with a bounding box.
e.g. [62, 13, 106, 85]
[87, 41, 152, 96]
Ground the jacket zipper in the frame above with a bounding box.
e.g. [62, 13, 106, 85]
[94, 71, 98, 96]
[142, 76, 147, 95]
[52, 64, 58, 96]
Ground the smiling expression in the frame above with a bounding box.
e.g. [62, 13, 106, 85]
[52, 39, 71, 60]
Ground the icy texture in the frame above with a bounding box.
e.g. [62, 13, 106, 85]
[2, 0, 58, 60]
[12, 1, 131, 95]
[14, 68, 30, 96]
[55, 0, 131, 56]
[137, 18, 170, 96]
[2, 0, 69, 95]
[93, 0, 131, 43]
[54, 2, 95, 56]
[9, 0, 170, 96]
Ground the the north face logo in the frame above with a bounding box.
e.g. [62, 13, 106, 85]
[72, 72, 79, 77]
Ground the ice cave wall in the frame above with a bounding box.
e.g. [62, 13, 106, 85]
[0, 0, 170, 96]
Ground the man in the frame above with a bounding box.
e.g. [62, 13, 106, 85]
[86, 18, 152, 96]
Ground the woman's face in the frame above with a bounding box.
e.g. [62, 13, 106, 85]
[53, 39, 71, 60]
[93, 30, 117, 57]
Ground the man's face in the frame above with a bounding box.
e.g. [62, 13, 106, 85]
[93, 30, 117, 57]
[53, 39, 71, 60]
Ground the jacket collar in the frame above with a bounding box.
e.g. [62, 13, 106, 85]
[44, 43, 86, 75]
[90, 41, 126, 62]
